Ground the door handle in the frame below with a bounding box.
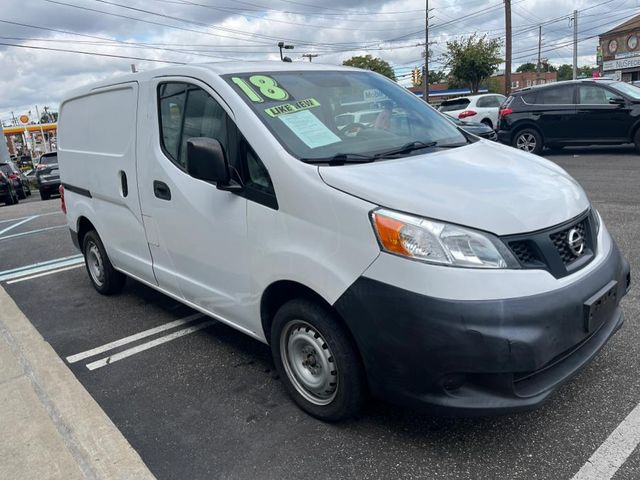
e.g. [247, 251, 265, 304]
[120, 171, 128, 197]
[153, 180, 171, 201]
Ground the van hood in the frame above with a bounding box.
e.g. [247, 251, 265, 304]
[318, 141, 589, 236]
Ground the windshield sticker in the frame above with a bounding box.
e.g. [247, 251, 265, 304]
[231, 75, 290, 103]
[265, 98, 320, 117]
[278, 110, 341, 149]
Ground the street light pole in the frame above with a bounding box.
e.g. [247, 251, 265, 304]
[278, 41, 294, 62]
[423, 0, 429, 103]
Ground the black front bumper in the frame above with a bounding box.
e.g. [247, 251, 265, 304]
[334, 243, 630, 416]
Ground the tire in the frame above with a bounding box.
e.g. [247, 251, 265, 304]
[39, 189, 50, 201]
[17, 185, 26, 200]
[4, 194, 14, 206]
[634, 128, 640, 154]
[271, 299, 367, 422]
[82, 230, 126, 295]
[513, 128, 543, 155]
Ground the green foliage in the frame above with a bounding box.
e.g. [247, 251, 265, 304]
[516, 62, 537, 73]
[342, 55, 396, 81]
[556, 64, 596, 81]
[442, 34, 502, 93]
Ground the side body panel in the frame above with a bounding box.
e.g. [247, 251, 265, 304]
[58, 82, 155, 283]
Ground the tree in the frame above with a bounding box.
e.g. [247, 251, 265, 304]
[442, 34, 502, 93]
[516, 62, 537, 73]
[556, 64, 596, 81]
[342, 55, 396, 81]
[557, 64, 573, 81]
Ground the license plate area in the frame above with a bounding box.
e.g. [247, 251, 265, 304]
[583, 280, 618, 332]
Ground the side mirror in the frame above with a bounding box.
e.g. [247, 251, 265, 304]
[609, 96, 625, 106]
[185, 137, 242, 191]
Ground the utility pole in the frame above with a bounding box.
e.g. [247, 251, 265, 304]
[11, 112, 17, 126]
[423, 0, 429, 103]
[302, 54, 318, 62]
[504, 0, 512, 96]
[537, 26, 542, 74]
[572, 10, 578, 80]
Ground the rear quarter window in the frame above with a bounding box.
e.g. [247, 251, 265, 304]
[520, 91, 537, 104]
[439, 99, 470, 112]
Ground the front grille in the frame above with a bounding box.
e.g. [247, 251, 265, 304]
[503, 211, 596, 279]
[509, 240, 538, 265]
[549, 219, 587, 265]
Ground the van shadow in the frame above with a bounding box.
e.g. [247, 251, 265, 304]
[123, 279, 565, 448]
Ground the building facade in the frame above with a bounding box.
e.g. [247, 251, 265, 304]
[599, 14, 640, 82]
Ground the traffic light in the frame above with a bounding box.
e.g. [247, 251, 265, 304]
[411, 67, 419, 86]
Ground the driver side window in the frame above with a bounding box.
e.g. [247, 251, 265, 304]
[158, 82, 228, 170]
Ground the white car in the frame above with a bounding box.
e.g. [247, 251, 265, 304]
[58, 62, 629, 421]
[439, 93, 506, 129]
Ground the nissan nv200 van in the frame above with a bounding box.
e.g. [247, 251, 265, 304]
[58, 62, 630, 421]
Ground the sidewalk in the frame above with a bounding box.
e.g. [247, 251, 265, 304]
[0, 286, 155, 480]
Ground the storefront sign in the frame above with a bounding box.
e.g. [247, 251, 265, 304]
[603, 54, 640, 71]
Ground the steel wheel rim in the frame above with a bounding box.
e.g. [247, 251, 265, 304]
[86, 242, 105, 287]
[280, 320, 338, 406]
[516, 133, 537, 152]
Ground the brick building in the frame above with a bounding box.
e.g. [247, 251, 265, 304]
[599, 14, 640, 82]
[492, 71, 558, 92]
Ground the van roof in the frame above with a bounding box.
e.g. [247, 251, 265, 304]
[63, 61, 360, 99]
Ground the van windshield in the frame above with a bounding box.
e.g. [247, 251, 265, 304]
[223, 71, 466, 162]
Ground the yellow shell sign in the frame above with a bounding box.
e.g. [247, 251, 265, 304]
[19, 115, 29, 125]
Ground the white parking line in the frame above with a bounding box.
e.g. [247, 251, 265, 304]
[85, 320, 217, 371]
[0, 225, 66, 241]
[66, 313, 204, 363]
[0, 254, 84, 282]
[571, 402, 640, 480]
[6, 264, 84, 284]
[0, 211, 61, 225]
[0, 215, 36, 236]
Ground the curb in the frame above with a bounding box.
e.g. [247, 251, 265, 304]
[0, 285, 155, 480]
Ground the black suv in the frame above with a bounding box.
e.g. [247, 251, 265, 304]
[0, 160, 31, 199]
[0, 170, 19, 205]
[36, 152, 60, 200]
[497, 80, 640, 155]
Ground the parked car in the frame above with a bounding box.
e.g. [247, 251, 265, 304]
[447, 115, 498, 141]
[0, 170, 19, 206]
[497, 79, 640, 154]
[59, 62, 630, 421]
[0, 160, 31, 199]
[36, 152, 60, 200]
[438, 93, 506, 129]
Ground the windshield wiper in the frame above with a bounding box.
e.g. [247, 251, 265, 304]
[373, 140, 438, 158]
[301, 152, 377, 165]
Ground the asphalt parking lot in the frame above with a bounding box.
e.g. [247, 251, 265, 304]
[0, 146, 638, 480]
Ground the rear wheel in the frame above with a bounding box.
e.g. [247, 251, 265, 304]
[634, 128, 640, 154]
[82, 230, 126, 295]
[271, 299, 367, 422]
[39, 189, 50, 201]
[513, 128, 543, 155]
[17, 185, 26, 200]
[481, 118, 493, 129]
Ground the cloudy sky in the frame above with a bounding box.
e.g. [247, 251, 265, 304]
[1, 0, 639, 123]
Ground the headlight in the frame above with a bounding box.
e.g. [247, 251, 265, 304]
[370, 209, 518, 269]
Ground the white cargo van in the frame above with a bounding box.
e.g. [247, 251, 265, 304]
[58, 62, 630, 421]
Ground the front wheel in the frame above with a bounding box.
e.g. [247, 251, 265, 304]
[634, 128, 640, 154]
[271, 299, 367, 422]
[39, 189, 50, 201]
[513, 128, 543, 155]
[82, 230, 126, 295]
